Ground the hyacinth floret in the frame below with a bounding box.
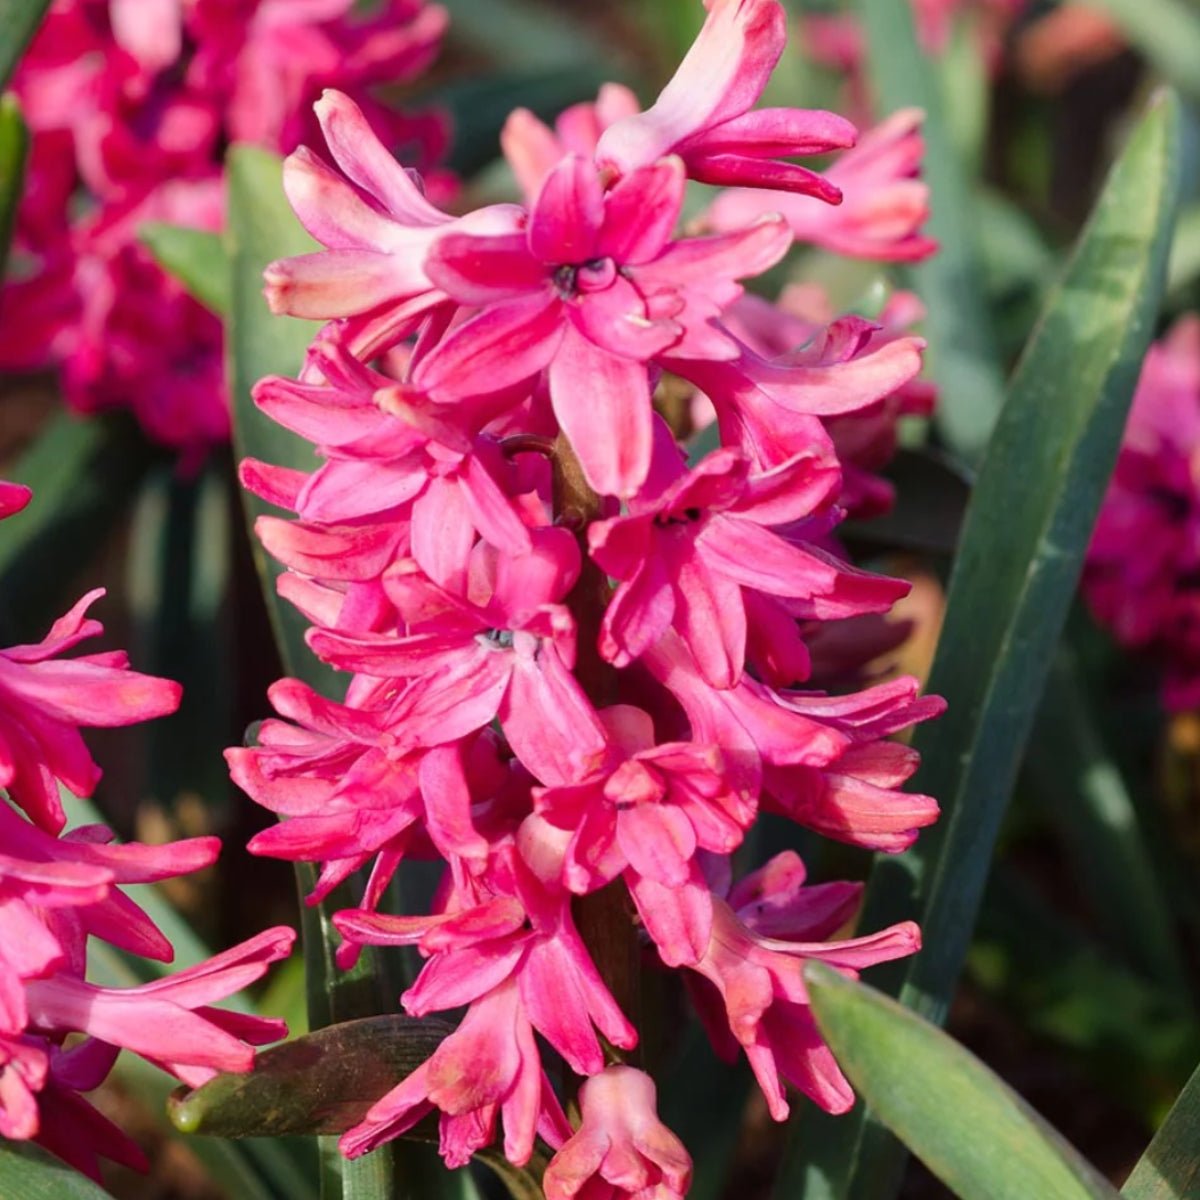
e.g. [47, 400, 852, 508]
[232, 0, 945, 1188]
[0, 485, 296, 1176]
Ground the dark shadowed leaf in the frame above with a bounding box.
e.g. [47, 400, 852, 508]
[435, 67, 612, 177]
[1085, 0, 1200, 102]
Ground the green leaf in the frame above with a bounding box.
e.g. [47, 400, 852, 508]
[169, 1016, 453, 1139]
[0, 0, 52, 90]
[0, 1140, 117, 1200]
[893, 84, 1184, 1023]
[141, 223, 230, 315]
[1123, 1060, 1200, 1198]
[777, 89, 1185, 1200]
[1084, 0, 1200, 102]
[0, 95, 29, 279]
[0, 412, 157, 643]
[1030, 646, 1188, 993]
[854, 0, 1007, 460]
[1167, 205, 1200, 297]
[225, 143, 340, 694]
[804, 962, 1122, 1200]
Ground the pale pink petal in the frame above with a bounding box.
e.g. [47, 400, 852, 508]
[549, 326, 653, 497]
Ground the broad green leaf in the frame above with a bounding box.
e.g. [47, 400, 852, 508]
[779, 89, 1185, 1200]
[0, 1140, 116, 1200]
[1123, 1060, 1200, 1199]
[169, 1016, 453, 1138]
[891, 84, 1183, 1022]
[141, 223, 230, 315]
[1030, 647, 1188, 993]
[804, 962, 1122, 1200]
[0, 95, 29, 279]
[1167, 205, 1200, 297]
[0, 412, 156, 643]
[225, 143, 340, 693]
[1086, 0, 1200, 102]
[0, 0, 52, 90]
[854, 0, 1007, 460]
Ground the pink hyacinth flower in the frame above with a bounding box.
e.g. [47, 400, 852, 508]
[419, 152, 791, 496]
[1084, 315, 1200, 709]
[590, 420, 908, 687]
[686, 885, 919, 1118]
[706, 108, 938, 263]
[306, 538, 609, 787]
[595, 0, 855, 197]
[502, 84, 642, 201]
[534, 703, 757, 964]
[337, 979, 571, 1165]
[0, 589, 181, 833]
[265, 90, 519, 346]
[543, 1066, 692, 1200]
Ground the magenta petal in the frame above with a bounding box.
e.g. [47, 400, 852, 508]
[315, 90, 452, 226]
[284, 147, 410, 252]
[500, 643, 606, 786]
[549, 326, 653, 498]
[671, 543, 746, 690]
[697, 517, 839, 598]
[412, 477, 475, 594]
[639, 218, 791, 288]
[595, 0, 786, 174]
[264, 249, 426, 319]
[528, 155, 604, 265]
[425, 232, 548, 305]
[630, 873, 713, 968]
[572, 277, 680, 361]
[599, 555, 676, 667]
[415, 293, 565, 400]
[617, 805, 696, 887]
[596, 159, 687, 265]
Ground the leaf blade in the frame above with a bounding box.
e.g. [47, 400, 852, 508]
[780, 88, 1186, 1200]
[0, 0, 52, 91]
[141, 223, 230, 316]
[1122, 1060, 1200, 1199]
[0, 1141, 117, 1200]
[804, 962, 1122, 1200]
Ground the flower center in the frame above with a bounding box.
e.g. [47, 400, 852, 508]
[553, 258, 616, 299]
